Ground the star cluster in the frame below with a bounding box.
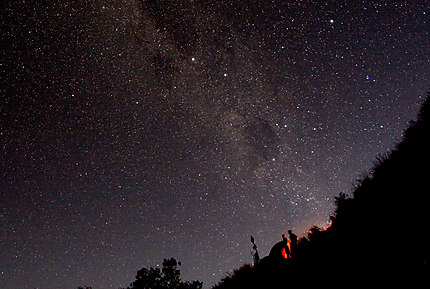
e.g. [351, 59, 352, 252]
[1, 1, 429, 288]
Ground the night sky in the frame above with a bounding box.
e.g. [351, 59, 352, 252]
[1, 1, 429, 288]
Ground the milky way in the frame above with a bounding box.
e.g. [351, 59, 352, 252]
[1, 1, 429, 288]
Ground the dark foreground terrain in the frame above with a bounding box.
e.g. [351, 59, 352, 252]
[213, 94, 429, 288]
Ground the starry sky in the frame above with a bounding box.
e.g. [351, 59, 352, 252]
[1, 1, 429, 288]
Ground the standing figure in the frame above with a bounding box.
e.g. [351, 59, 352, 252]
[288, 230, 298, 259]
[269, 234, 290, 262]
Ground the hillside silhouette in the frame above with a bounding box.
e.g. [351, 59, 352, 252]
[213, 93, 429, 288]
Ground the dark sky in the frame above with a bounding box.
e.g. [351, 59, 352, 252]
[1, 1, 429, 288]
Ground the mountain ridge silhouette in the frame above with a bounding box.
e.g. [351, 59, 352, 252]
[212, 92, 429, 288]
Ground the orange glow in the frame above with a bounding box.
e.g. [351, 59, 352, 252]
[281, 239, 291, 259]
[281, 247, 288, 259]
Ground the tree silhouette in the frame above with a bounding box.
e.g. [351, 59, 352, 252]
[127, 258, 202, 289]
[250, 235, 260, 265]
[160, 258, 180, 289]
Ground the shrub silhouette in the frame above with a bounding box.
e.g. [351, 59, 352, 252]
[213, 93, 429, 288]
[127, 258, 202, 289]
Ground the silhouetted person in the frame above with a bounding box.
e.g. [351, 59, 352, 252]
[268, 234, 290, 263]
[288, 230, 298, 246]
[288, 230, 298, 259]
